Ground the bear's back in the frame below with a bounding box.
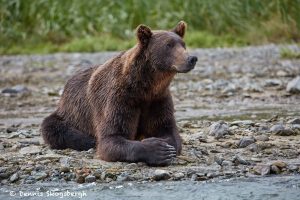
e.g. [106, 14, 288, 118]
[57, 66, 97, 135]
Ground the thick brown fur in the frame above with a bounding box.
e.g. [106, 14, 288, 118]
[41, 21, 197, 166]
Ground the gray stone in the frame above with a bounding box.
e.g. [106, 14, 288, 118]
[247, 143, 259, 152]
[270, 124, 285, 133]
[173, 172, 185, 180]
[0, 143, 4, 151]
[9, 173, 19, 182]
[244, 83, 263, 93]
[117, 172, 132, 182]
[287, 118, 300, 124]
[152, 169, 171, 181]
[59, 157, 72, 167]
[190, 174, 197, 181]
[209, 121, 230, 139]
[233, 155, 251, 165]
[215, 156, 225, 166]
[92, 169, 102, 179]
[270, 124, 295, 135]
[60, 166, 70, 173]
[253, 165, 270, 176]
[124, 163, 138, 170]
[256, 135, 269, 141]
[292, 124, 300, 131]
[20, 146, 41, 155]
[85, 175, 96, 183]
[231, 120, 254, 126]
[222, 161, 233, 166]
[2, 85, 30, 94]
[264, 79, 282, 87]
[270, 165, 281, 174]
[6, 127, 18, 133]
[275, 128, 295, 136]
[287, 76, 300, 93]
[33, 172, 48, 180]
[238, 136, 256, 148]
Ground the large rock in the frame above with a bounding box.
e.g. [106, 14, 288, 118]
[286, 76, 300, 93]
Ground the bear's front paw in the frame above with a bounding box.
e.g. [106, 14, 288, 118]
[142, 137, 176, 166]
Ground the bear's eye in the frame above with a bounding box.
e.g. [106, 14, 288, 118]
[166, 42, 174, 48]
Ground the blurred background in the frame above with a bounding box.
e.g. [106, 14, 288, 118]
[0, 0, 299, 54]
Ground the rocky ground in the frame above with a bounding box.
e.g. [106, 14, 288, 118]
[0, 44, 300, 186]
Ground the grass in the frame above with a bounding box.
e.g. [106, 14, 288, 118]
[0, 0, 299, 54]
[0, 31, 249, 54]
[280, 48, 300, 59]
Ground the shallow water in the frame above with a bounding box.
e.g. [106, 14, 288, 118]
[1, 176, 299, 200]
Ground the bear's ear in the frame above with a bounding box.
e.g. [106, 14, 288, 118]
[172, 21, 186, 38]
[136, 24, 152, 46]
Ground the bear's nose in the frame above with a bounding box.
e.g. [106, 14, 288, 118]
[188, 56, 198, 66]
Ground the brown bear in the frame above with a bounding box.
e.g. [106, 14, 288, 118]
[41, 21, 197, 166]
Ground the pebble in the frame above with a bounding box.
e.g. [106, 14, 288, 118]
[233, 155, 251, 165]
[288, 165, 298, 172]
[270, 124, 294, 136]
[124, 163, 138, 170]
[264, 79, 282, 87]
[76, 175, 85, 184]
[6, 127, 18, 133]
[152, 169, 171, 181]
[85, 175, 96, 183]
[253, 165, 270, 176]
[231, 120, 254, 126]
[275, 128, 295, 136]
[270, 124, 285, 133]
[215, 156, 225, 166]
[173, 172, 185, 180]
[256, 135, 269, 141]
[9, 173, 19, 182]
[271, 161, 287, 169]
[20, 146, 41, 155]
[250, 157, 262, 162]
[0, 143, 4, 151]
[209, 121, 230, 139]
[222, 161, 233, 166]
[244, 83, 264, 93]
[191, 174, 197, 181]
[238, 136, 256, 148]
[287, 118, 300, 124]
[33, 172, 48, 180]
[1, 85, 30, 94]
[270, 165, 281, 174]
[60, 166, 70, 173]
[59, 157, 72, 167]
[286, 76, 300, 93]
[117, 172, 132, 182]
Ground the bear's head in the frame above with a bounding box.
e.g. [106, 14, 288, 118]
[136, 21, 197, 73]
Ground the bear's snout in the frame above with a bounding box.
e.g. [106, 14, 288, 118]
[188, 56, 198, 67]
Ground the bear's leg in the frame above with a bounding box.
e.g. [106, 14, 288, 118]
[97, 135, 176, 166]
[41, 113, 96, 151]
[140, 96, 182, 154]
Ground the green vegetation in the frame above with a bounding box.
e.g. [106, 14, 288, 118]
[0, 0, 299, 54]
[280, 48, 300, 59]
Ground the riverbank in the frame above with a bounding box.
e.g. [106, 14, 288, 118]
[0, 44, 300, 188]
